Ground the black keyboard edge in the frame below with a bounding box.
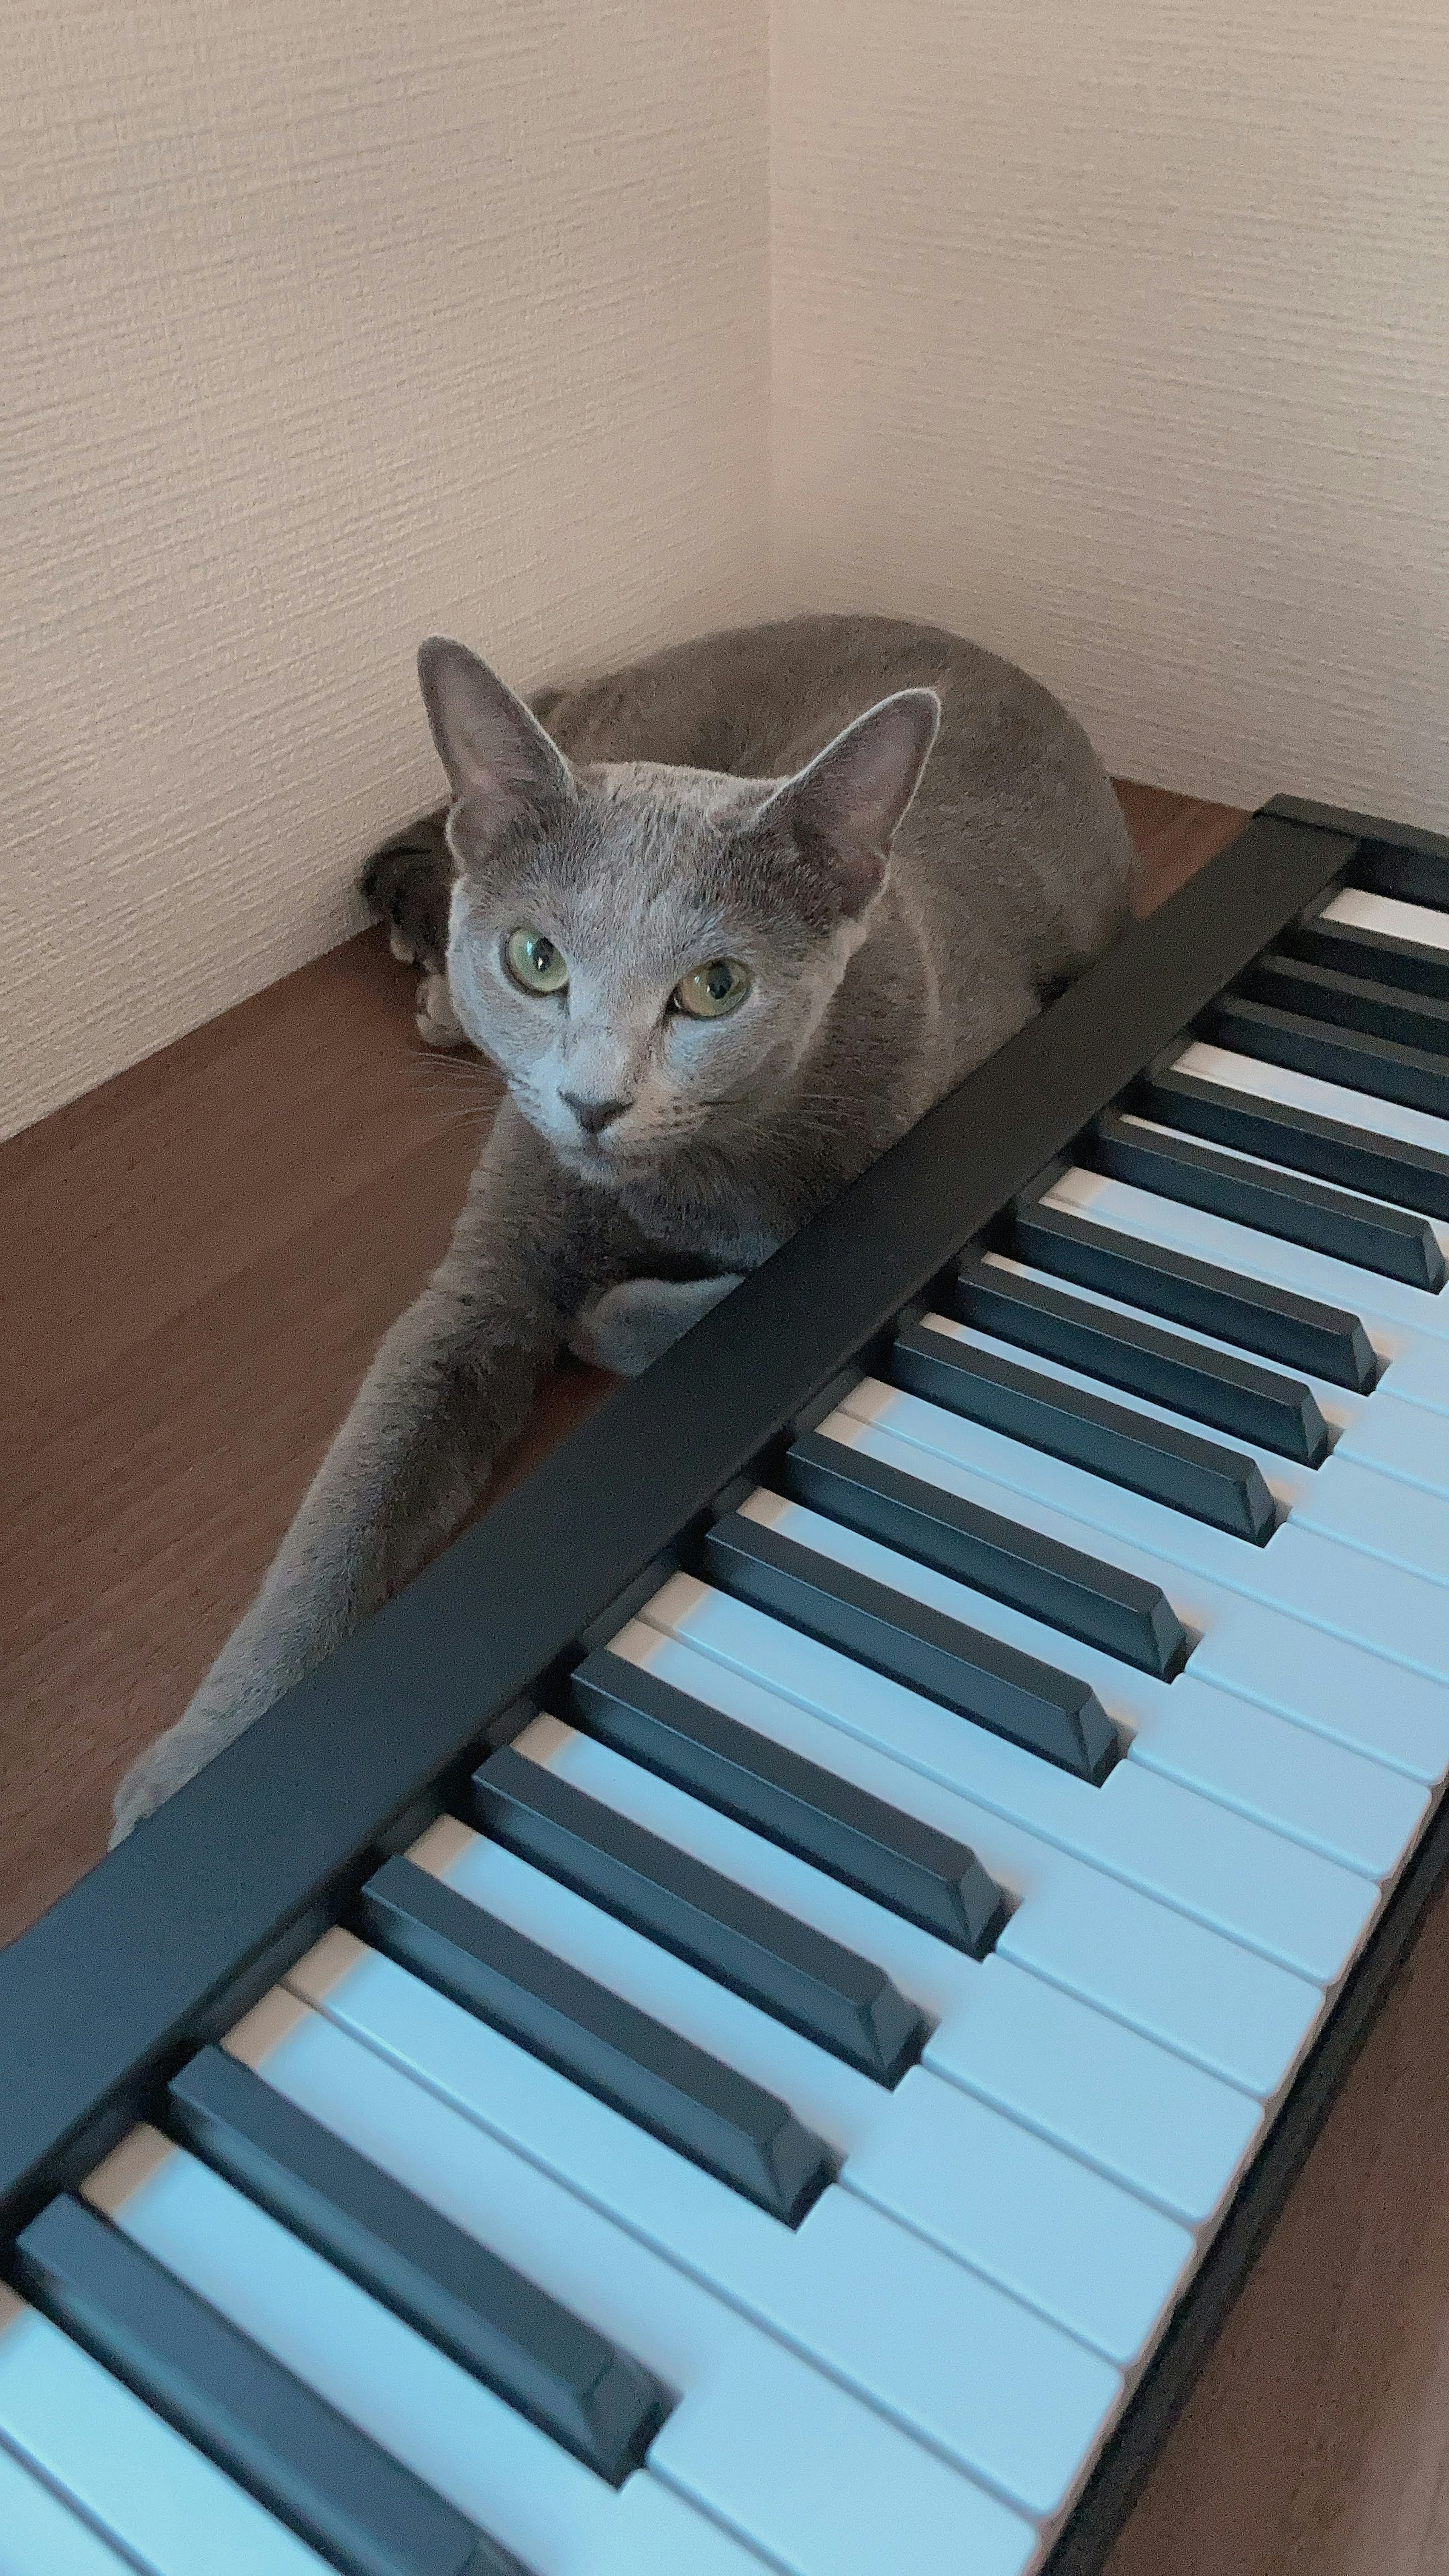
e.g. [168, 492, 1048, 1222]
[0, 803, 1359, 2230]
[1260, 794, 1449, 867]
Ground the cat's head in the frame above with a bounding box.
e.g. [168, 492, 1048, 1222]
[418, 636, 940, 1176]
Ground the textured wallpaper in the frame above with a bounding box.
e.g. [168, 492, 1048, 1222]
[772, 0, 1449, 828]
[2, 0, 769, 1135]
[6, 0, 1448, 1135]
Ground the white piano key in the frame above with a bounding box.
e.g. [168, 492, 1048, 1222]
[1018, 1250, 1449, 1487]
[1118, 1678, 1424, 1881]
[1281, 1453, 1449, 1589]
[985, 1309, 1444, 1607]
[826, 1395, 1449, 1792]
[421, 1813, 1183, 2373]
[1029, 1181, 1449, 1563]
[96, 2118, 982, 2576]
[281, 1933, 1110, 2534]
[972, 1240, 1449, 1484]
[80, 2127, 634, 2576]
[681, 1503, 1375, 1987]
[1044, 1160, 1449, 1355]
[738, 1455, 1423, 1884]
[250, 2004, 1048, 2565]
[521, 1693, 1263, 2225]
[912, 1311, 1312, 1513]
[1321, 887, 1449, 953]
[1335, 1378, 1449, 1490]
[1099, 1109, 1449, 1264]
[577, 2484, 776, 2576]
[837, 1366, 1449, 1689]
[1381, 1340, 1449, 1419]
[920, 1950, 1260, 2225]
[628, 1594, 1324, 2098]
[1175, 1038, 1449, 1167]
[0, 2285, 329, 2576]
[0, 2436, 136, 2576]
[974, 1241, 1370, 1435]
[903, 1309, 1449, 1678]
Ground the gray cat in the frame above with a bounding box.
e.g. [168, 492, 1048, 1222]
[111, 613, 1137, 1839]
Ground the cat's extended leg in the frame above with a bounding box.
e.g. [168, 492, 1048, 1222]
[111, 1105, 625, 1840]
[565, 1273, 745, 1376]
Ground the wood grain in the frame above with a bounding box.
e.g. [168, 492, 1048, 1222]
[14, 781, 1446, 2576]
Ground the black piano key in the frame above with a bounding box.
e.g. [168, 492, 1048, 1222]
[1140, 1062, 1449, 1223]
[779, 1426, 1189, 1679]
[1089, 1110, 1446, 1295]
[13, 2194, 521, 2576]
[1010, 1197, 1377, 1393]
[701, 1510, 1120, 1785]
[168, 2046, 670, 2486]
[1354, 839, 1449, 913]
[568, 1649, 1005, 1956]
[1208, 990, 1449, 1124]
[891, 1317, 1278, 1546]
[360, 1856, 832, 2225]
[1283, 909, 1449, 1003]
[955, 1251, 1330, 1464]
[1243, 952, 1449, 1058]
[472, 1744, 926, 2087]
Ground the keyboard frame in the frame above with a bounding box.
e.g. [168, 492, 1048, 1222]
[5, 794, 1449, 2571]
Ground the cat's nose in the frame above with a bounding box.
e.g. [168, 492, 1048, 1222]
[561, 1090, 633, 1135]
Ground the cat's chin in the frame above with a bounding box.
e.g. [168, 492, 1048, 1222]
[546, 1124, 645, 1176]
[550, 1122, 685, 1180]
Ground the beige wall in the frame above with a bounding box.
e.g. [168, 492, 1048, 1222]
[2, 0, 769, 1137]
[7, 0, 1447, 1137]
[772, 0, 1449, 827]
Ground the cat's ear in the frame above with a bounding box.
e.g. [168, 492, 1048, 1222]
[758, 688, 941, 915]
[417, 637, 573, 837]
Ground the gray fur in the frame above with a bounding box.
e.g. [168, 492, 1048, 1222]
[112, 613, 1136, 1840]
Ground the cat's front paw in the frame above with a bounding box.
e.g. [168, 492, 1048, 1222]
[109, 1637, 300, 1839]
[110, 1690, 258, 1841]
[110, 1569, 356, 1841]
[111, 1724, 208, 1842]
[567, 1273, 744, 1376]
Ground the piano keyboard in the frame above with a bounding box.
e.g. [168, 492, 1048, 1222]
[5, 796, 1449, 2575]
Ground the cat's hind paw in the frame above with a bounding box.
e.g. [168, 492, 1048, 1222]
[416, 971, 467, 1048]
[359, 810, 454, 975]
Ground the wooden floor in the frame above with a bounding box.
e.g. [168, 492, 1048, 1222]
[5, 780, 1447, 2573]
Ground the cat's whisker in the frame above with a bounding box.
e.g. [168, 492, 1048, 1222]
[398, 1049, 489, 1083]
[400, 1064, 503, 1120]
[409, 1095, 500, 1131]
[401, 1075, 494, 1107]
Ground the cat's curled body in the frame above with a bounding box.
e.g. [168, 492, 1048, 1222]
[112, 614, 1137, 1838]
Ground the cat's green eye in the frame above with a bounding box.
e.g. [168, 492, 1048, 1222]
[504, 926, 569, 995]
[672, 957, 752, 1019]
